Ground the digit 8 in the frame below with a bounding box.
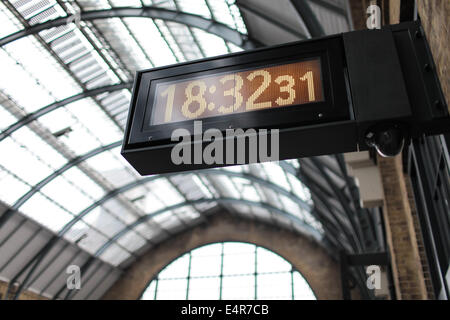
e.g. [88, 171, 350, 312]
[182, 81, 207, 119]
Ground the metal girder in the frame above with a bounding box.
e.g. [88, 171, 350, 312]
[346, 252, 389, 266]
[95, 197, 320, 258]
[290, 0, 325, 38]
[0, 6, 261, 50]
[51, 196, 321, 300]
[299, 169, 360, 252]
[1, 153, 317, 299]
[309, 157, 366, 251]
[0, 141, 311, 231]
[309, 0, 347, 16]
[0, 83, 132, 143]
[29, 194, 318, 300]
[236, 1, 307, 40]
[0, 140, 122, 229]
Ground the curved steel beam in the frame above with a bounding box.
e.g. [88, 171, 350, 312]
[94, 197, 322, 258]
[290, 0, 325, 37]
[0, 140, 122, 228]
[55, 196, 321, 300]
[0, 82, 132, 143]
[59, 168, 312, 235]
[11, 184, 317, 300]
[0, 6, 261, 50]
[0, 137, 310, 230]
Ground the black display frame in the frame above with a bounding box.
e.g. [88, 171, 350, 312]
[124, 35, 351, 148]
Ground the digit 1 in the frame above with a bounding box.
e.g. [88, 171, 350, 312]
[161, 84, 176, 123]
[300, 71, 315, 102]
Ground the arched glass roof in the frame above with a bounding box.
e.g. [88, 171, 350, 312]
[0, 0, 384, 300]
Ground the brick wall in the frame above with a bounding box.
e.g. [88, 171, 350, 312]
[0, 280, 47, 300]
[404, 175, 435, 299]
[377, 155, 427, 299]
[417, 0, 450, 113]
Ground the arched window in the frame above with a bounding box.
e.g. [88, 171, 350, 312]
[141, 242, 316, 300]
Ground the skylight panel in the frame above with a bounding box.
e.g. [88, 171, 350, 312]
[85, 151, 126, 173]
[96, 17, 151, 71]
[134, 222, 164, 240]
[208, 175, 240, 199]
[226, 41, 243, 53]
[192, 28, 229, 57]
[165, 22, 203, 60]
[220, 165, 243, 173]
[280, 194, 303, 220]
[20, 191, 74, 232]
[62, 167, 105, 200]
[71, 223, 110, 255]
[147, 0, 177, 9]
[82, 207, 126, 237]
[225, 0, 247, 34]
[116, 229, 147, 252]
[232, 203, 250, 215]
[154, 20, 186, 62]
[64, 99, 123, 145]
[152, 210, 182, 229]
[144, 189, 165, 214]
[174, 205, 200, 221]
[231, 177, 260, 202]
[57, 122, 102, 154]
[77, 0, 112, 10]
[99, 243, 132, 266]
[191, 174, 214, 198]
[0, 49, 54, 112]
[97, 167, 138, 189]
[40, 175, 95, 213]
[0, 167, 31, 206]
[8, 125, 66, 169]
[207, 0, 246, 34]
[177, 0, 211, 19]
[109, 0, 142, 7]
[0, 105, 17, 131]
[101, 198, 137, 224]
[287, 173, 312, 203]
[150, 178, 185, 206]
[124, 18, 177, 67]
[262, 162, 291, 191]
[37, 106, 77, 134]
[0, 1, 22, 38]
[249, 206, 272, 221]
[0, 137, 54, 185]
[285, 159, 300, 169]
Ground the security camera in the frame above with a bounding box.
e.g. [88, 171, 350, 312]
[365, 124, 407, 157]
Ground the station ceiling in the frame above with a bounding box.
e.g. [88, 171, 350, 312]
[0, 0, 383, 300]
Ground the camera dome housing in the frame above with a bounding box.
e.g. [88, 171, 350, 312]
[365, 124, 407, 157]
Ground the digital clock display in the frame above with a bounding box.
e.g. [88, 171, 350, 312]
[149, 58, 324, 126]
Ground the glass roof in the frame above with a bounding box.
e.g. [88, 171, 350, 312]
[0, 0, 323, 269]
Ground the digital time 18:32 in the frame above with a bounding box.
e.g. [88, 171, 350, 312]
[150, 59, 324, 125]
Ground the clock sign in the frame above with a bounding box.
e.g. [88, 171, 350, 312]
[122, 21, 449, 175]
